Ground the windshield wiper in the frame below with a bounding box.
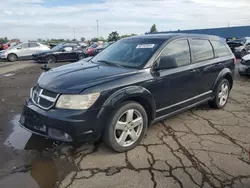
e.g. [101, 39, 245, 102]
[97, 60, 124, 68]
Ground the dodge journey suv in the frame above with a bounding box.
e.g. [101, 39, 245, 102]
[20, 34, 235, 152]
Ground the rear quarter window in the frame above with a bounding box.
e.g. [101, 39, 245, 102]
[211, 40, 232, 57]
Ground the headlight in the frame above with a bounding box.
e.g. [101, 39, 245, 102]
[55, 93, 100, 110]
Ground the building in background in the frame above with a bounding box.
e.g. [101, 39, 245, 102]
[150, 26, 250, 39]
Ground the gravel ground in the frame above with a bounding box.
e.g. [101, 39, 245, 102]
[0, 60, 250, 188]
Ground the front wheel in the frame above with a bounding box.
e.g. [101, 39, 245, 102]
[103, 101, 148, 152]
[208, 79, 230, 109]
[7, 54, 18, 62]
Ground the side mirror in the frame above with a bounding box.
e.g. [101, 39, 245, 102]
[154, 56, 178, 70]
[17, 47, 22, 50]
[61, 49, 66, 52]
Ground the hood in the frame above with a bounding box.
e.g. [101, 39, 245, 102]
[227, 42, 244, 48]
[38, 61, 137, 93]
[242, 54, 250, 61]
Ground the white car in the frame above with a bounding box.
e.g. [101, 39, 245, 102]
[0, 42, 50, 62]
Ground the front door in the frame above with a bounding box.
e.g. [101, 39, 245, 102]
[57, 46, 74, 61]
[149, 39, 200, 118]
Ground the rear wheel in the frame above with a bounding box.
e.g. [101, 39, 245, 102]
[240, 50, 246, 58]
[209, 79, 230, 109]
[46, 55, 56, 64]
[7, 53, 18, 62]
[103, 101, 148, 152]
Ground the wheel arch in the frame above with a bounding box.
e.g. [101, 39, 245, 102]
[101, 86, 156, 126]
[212, 68, 233, 92]
[7, 53, 18, 59]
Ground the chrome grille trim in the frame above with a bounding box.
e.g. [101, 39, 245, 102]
[31, 86, 59, 110]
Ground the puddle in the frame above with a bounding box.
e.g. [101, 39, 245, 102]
[4, 114, 57, 151]
[1, 114, 78, 188]
[0, 157, 58, 188]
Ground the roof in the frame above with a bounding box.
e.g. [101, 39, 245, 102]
[131, 33, 222, 40]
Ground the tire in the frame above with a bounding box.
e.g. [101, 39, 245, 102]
[46, 55, 56, 64]
[7, 53, 18, 62]
[240, 50, 246, 58]
[239, 71, 244, 76]
[208, 79, 230, 109]
[78, 53, 85, 60]
[103, 101, 148, 152]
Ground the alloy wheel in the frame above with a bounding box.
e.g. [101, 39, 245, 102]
[218, 83, 229, 106]
[114, 109, 143, 147]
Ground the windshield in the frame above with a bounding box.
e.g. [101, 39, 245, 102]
[91, 38, 165, 68]
[50, 44, 64, 51]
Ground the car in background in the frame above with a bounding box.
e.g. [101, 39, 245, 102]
[0, 42, 50, 62]
[227, 37, 250, 58]
[32, 43, 88, 63]
[87, 43, 100, 56]
[0, 39, 20, 51]
[238, 54, 250, 76]
[92, 42, 114, 56]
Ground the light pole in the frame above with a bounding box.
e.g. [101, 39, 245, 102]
[73, 29, 76, 40]
[96, 20, 99, 39]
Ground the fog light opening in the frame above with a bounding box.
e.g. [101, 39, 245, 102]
[48, 128, 72, 141]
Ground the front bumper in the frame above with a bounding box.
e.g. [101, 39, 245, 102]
[20, 99, 107, 142]
[239, 63, 250, 75]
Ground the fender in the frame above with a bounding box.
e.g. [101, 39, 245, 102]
[97, 86, 156, 122]
[212, 68, 233, 91]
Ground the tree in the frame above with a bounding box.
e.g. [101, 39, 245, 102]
[150, 24, 157, 33]
[81, 37, 85, 42]
[120, 33, 137, 39]
[108, 31, 120, 42]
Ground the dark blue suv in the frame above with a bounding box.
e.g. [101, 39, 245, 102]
[20, 34, 235, 152]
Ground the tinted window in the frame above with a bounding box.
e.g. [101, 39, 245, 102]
[92, 38, 164, 68]
[20, 43, 29, 49]
[29, 43, 39, 47]
[160, 39, 191, 67]
[211, 40, 231, 57]
[190, 39, 213, 62]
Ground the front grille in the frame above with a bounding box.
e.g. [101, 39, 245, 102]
[31, 86, 59, 110]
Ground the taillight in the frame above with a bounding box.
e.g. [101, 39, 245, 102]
[234, 56, 236, 64]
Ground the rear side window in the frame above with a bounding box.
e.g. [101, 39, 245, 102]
[211, 40, 232, 57]
[29, 43, 39, 47]
[190, 39, 214, 62]
[160, 39, 191, 67]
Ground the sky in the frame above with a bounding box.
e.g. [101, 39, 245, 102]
[0, 0, 250, 41]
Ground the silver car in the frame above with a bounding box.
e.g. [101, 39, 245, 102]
[0, 42, 50, 62]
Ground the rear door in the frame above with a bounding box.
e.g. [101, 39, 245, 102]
[189, 38, 216, 95]
[29, 42, 41, 55]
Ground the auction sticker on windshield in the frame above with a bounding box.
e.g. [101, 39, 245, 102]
[136, 44, 155, 48]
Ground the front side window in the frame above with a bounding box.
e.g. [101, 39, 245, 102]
[190, 39, 214, 62]
[211, 40, 231, 57]
[92, 38, 165, 68]
[160, 39, 191, 67]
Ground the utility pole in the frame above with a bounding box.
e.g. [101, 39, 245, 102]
[96, 20, 99, 39]
[73, 29, 76, 40]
